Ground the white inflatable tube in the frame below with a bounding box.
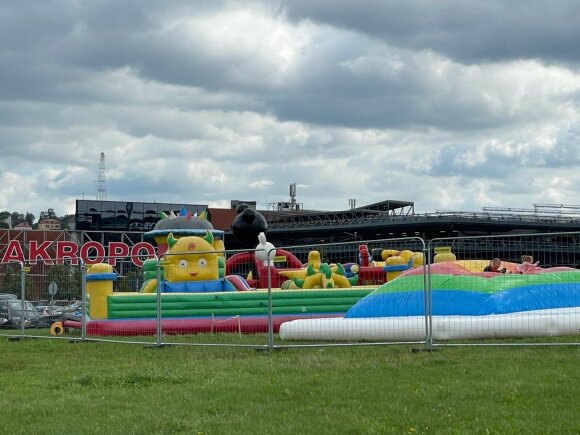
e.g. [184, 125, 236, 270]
[278, 308, 580, 341]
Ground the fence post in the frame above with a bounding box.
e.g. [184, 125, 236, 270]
[266, 248, 274, 350]
[19, 261, 25, 337]
[424, 246, 433, 351]
[80, 259, 87, 341]
[155, 255, 162, 346]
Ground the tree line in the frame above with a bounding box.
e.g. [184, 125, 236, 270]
[0, 208, 74, 230]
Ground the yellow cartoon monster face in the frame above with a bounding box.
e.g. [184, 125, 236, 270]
[163, 232, 219, 282]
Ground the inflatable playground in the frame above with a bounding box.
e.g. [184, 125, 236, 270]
[64, 207, 412, 335]
[61, 206, 580, 340]
[279, 259, 580, 341]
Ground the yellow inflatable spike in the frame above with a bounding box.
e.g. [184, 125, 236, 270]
[141, 279, 157, 293]
[303, 274, 322, 289]
[332, 274, 351, 288]
[307, 250, 322, 270]
[213, 238, 225, 257]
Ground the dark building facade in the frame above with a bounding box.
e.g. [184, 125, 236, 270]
[223, 200, 580, 247]
[71, 199, 580, 266]
[73, 199, 580, 246]
[75, 200, 207, 232]
[237, 200, 580, 267]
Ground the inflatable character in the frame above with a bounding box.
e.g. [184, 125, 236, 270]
[141, 231, 249, 293]
[255, 232, 276, 266]
[163, 232, 219, 282]
[282, 262, 359, 289]
[232, 204, 268, 247]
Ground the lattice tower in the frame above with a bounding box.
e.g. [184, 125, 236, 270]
[97, 152, 107, 201]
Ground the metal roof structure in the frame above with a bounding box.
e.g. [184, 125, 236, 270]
[262, 199, 415, 228]
[246, 200, 580, 248]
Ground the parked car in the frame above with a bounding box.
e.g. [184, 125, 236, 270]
[0, 293, 18, 301]
[0, 298, 40, 328]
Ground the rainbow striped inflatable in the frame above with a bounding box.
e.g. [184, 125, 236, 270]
[279, 261, 580, 341]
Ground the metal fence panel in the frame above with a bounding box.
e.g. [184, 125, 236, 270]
[157, 246, 269, 348]
[2, 231, 578, 348]
[427, 232, 580, 345]
[0, 259, 84, 339]
[272, 237, 429, 348]
[78, 255, 157, 344]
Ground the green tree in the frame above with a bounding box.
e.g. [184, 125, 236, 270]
[0, 264, 34, 298]
[39, 208, 57, 221]
[25, 212, 35, 227]
[1, 264, 21, 295]
[0, 211, 10, 229]
[59, 214, 75, 230]
[10, 212, 25, 227]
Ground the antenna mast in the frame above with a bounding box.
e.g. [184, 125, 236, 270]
[97, 152, 107, 200]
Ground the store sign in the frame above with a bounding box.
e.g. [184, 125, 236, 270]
[1, 240, 156, 267]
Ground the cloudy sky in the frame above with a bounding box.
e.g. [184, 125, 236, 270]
[1, 0, 580, 219]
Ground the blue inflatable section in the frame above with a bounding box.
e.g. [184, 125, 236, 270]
[86, 273, 117, 281]
[161, 279, 236, 293]
[345, 283, 580, 318]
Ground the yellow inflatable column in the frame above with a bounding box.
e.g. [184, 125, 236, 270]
[384, 256, 410, 281]
[433, 252, 457, 263]
[411, 252, 425, 268]
[86, 263, 116, 319]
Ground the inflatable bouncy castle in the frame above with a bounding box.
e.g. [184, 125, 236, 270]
[65, 230, 373, 336]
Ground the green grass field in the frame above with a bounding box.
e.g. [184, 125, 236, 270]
[0, 335, 578, 434]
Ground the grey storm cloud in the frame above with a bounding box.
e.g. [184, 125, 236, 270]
[281, 0, 580, 65]
[1, 1, 575, 131]
[0, 0, 579, 217]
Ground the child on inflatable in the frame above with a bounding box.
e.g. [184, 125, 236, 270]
[483, 258, 506, 273]
[516, 255, 540, 274]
